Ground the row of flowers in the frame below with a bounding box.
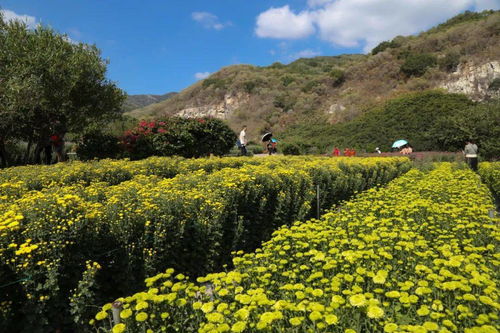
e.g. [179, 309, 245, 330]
[0, 156, 267, 200]
[94, 163, 498, 333]
[0, 157, 410, 331]
[479, 162, 500, 199]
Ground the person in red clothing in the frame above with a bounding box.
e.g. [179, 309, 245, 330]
[332, 147, 340, 156]
[50, 133, 65, 162]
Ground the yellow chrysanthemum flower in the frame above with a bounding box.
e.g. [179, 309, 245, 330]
[135, 312, 148, 322]
[349, 294, 367, 307]
[384, 323, 398, 332]
[367, 305, 384, 319]
[112, 323, 126, 333]
[231, 321, 246, 333]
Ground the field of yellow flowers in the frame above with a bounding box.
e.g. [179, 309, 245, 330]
[0, 156, 410, 332]
[94, 163, 499, 333]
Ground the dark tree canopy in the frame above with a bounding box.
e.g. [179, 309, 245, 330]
[0, 13, 125, 164]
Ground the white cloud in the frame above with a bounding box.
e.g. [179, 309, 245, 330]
[255, 5, 315, 39]
[289, 49, 321, 60]
[195, 72, 211, 80]
[1, 9, 37, 29]
[192, 12, 229, 30]
[307, 0, 334, 8]
[315, 0, 474, 52]
[255, 0, 500, 53]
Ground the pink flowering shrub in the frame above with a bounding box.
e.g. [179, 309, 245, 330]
[121, 117, 236, 159]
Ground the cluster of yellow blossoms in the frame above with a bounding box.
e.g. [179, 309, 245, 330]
[479, 162, 500, 198]
[0, 156, 265, 201]
[95, 163, 499, 333]
[0, 156, 409, 331]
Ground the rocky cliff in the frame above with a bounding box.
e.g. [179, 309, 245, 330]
[440, 61, 500, 100]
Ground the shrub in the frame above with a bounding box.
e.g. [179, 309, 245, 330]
[242, 80, 257, 94]
[329, 69, 345, 87]
[400, 53, 437, 77]
[301, 80, 321, 93]
[247, 144, 263, 154]
[371, 39, 401, 55]
[281, 143, 301, 155]
[273, 93, 296, 112]
[281, 75, 295, 87]
[269, 62, 285, 69]
[489, 77, 500, 91]
[438, 52, 461, 72]
[202, 78, 227, 89]
[76, 130, 122, 160]
[122, 117, 236, 159]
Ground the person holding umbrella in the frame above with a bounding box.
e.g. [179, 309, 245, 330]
[270, 138, 278, 155]
[261, 132, 273, 155]
[392, 139, 408, 153]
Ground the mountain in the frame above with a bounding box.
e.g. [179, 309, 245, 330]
[122, 92, 177, 112]
[125, 10, 500, 141]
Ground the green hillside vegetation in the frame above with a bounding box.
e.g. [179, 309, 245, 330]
[281, 90, 500, 159]
[122, 92, 177, 112]
[126, 54, 366, 135]
[126, 10, 499, 142]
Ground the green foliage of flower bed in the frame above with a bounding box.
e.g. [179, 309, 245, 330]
[479, 162, 500, 199]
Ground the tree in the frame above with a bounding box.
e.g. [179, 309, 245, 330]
[400, 53, 437, 77]
[0, 13, 125, 164]
[371, 39, 401, 55]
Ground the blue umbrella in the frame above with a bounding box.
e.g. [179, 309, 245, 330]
[392, 139, 408, 148]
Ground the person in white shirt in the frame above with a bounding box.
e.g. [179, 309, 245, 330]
[239, 125, 247, 156]
[463, 140, 478, 171]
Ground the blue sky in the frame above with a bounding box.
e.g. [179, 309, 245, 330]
[1, 0, 498, 95]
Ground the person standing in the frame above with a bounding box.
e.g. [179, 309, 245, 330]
[239, 125, 247, 156]
[50, 133, 65, 163]
[464, 140, 478, 171]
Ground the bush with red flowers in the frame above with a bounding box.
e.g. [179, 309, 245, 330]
[122, 117, 236, 159]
